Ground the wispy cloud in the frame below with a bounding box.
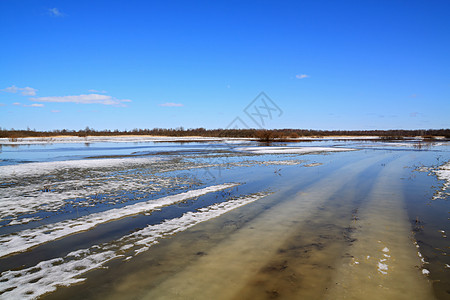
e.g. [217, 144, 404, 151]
[88, 89, 107, 94]
[0, 103, 5, 107]
[21, 87, 38, 96]
[2, 85, 38, 96]
[30, 94, 131, 107]
[410, 94, 418, 98]
[51, 110, 61, 113]
[295, 74, 309, 79]
[159, 102, 184, 107]
[48, 8, 64, 17]
[23, 103, 44, 107]
[13, 102, 44, 107]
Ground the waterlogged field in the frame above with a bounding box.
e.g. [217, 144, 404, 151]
[0, 137, 449, 299]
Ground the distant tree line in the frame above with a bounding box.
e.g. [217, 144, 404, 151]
[1, 127, 449, 140]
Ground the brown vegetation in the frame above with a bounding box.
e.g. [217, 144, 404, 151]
[0, 127, 449, 140]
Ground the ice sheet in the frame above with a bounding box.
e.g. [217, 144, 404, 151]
[0, 191, 269, 299]
[0, 183, 238, 258]
[0, 157, 162, 178]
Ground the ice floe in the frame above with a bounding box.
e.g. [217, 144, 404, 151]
[432, 161, 450, 200]
[377, 262, 388, 274]
[303, 163, 323, 167]
[0, 183, 238, 258]
[415, 161, 450, 200]
[0, 250, 119, 299]
[0, 166, 189, 224]
[377, 246, 391, 275]
[235, 146, 356, 154]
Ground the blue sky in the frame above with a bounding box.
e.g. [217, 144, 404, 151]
[1, 0, 449, 131]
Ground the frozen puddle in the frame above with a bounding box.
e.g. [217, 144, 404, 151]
[0, 183, 239, 258]
[236, 146, 355, 154]
[325, 157, 434, 300]
[0, 191, 269, 299]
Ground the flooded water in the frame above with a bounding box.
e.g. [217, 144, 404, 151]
[0, 138, 449, 299]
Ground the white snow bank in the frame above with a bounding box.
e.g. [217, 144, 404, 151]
[0, 191, 269, 299]
[0, 183, 238, 258]
[236, 146, 356, 154]
[0, 157, 163, 178]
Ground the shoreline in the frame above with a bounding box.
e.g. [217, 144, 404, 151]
[2, 135, 446, 146]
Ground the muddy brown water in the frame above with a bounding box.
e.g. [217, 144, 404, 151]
[39, 148, 449, 300]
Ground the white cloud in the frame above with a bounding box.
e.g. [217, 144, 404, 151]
[3, 86, 18, 93]
[295, 74, 309, 79]
[12, 102, 44, 107]
[88, 89, 107, 94]
[21, 87, 38, 96]
[159, 102, 184, 107]
[2, 85, 37, 96]
[49, 8, 64, 17]
[24, 103, 44, 107]
[30, 94, 131, 107]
